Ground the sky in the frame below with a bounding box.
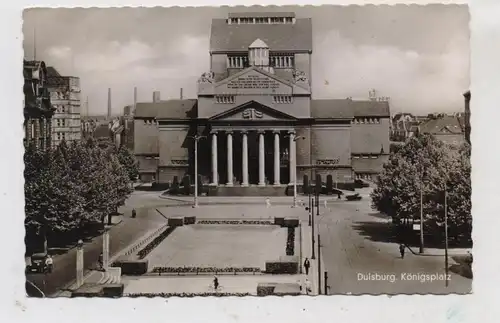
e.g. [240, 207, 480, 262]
[22, 5, 470, 116]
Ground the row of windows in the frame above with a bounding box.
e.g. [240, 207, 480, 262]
[228, 17, 294, 24]
[227, 55, 295, 69]
[143, 119, 158, 125]
[270, 56, 294, 68]
[273, 96, 293, 104]
[352, 118, 381, 124]
[227, 56, 249, 68]
[55, 132, 67, 141]
[55, 118, 67, 127]
[216, 96, 235, 104]
[352, 155, 379, 159]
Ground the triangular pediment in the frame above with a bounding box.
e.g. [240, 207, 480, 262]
[209, 101, 297, 121]
[214, 66, 310, 95]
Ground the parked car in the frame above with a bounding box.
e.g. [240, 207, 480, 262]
[345, 193, 362, 201]
[354, 179, 370, 188]
[26, 253, 50, 274]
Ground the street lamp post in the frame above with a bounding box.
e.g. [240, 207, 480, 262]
[444, 186, 449, 287]
[188, 135, 206, 208]
[419, 183, 424, 254]
[289, 135, 305, 208]
[311, 197, 316, 259]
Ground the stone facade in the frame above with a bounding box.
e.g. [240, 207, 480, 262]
[46, 68, 81, 147]
[23, 60, 54, 150]
[133, 12, 391, 186]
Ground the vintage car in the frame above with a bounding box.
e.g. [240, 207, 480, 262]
[26, 252, 49, 274]
[345, 193, 362, 201]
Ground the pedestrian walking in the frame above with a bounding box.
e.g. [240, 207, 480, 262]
[98, 252, 104, 270]
[265, 197, 271, 208]
[213, 275, 219, 290]
[131, 209, 137, 218]
[305, 278, 312, 295]
[399, 244, 405, 259]
[304, 257, 311, 275]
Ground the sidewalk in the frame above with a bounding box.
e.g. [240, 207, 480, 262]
[300, 221, 321, 295]
[406, 246, 472, 257]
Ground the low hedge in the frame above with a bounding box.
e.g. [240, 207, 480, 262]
[274, 217, 285, 226]
[113, 259, 149, 275]
[283, 218, 299, 228]
[152, 266, 261, 274]
[197, 220, 272, 225]
[286, 227, 296, 256]
[184, 216, 196, 225]
[257, 283, 276, 296]
[127, 292, 251, 298]
[168, 217, 184, 227]
[102, 284, 124, 298]
[137, 226, 176, 259]
[265, 256, 299, 274]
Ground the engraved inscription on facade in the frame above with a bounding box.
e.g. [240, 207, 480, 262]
[316, 158, 340, 166]
[228, 74, 280, 89]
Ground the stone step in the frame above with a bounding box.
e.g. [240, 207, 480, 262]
[213, 185, 288, 196]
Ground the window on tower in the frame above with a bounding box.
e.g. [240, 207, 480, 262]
[227, 55, 249, 68]
[270, 55, 295, 68]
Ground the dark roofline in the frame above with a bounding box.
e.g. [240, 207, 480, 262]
[228, 12, 296, 18]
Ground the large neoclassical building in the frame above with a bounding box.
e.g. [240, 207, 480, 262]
[134, 12, 390, 193]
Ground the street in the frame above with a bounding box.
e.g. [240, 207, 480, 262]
[316, 189, 472, 294]
[25, 191, 176, 296]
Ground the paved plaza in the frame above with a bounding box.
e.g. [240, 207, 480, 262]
[123, 275, 304, 295]
[145, 224, 287, 268]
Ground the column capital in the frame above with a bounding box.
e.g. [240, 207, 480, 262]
[241, 129, 249, 135]
[226, 130, 234, 135]
[273, 130, 282, 134]
[288, 130, 296, 135]
[210, 130, 219, 135]
[257, 130, 266, 134]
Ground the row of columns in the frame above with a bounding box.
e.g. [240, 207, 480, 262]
[211, 130, 296, 186]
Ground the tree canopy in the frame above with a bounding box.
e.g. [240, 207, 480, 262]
[371, 134, 471, 243]
[25, 139, 135, 250]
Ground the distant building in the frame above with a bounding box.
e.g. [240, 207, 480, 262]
[418, 114, 465, 145]
[23, 60, 54, 149]
[46, 67, 81, 147]
[464, 91, 471, 144]
[391, 113, 420, 141]
[132, 11, 391, 188]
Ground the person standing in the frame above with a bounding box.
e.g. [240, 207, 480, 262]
[399, 244, 405, 259]
[304, 257, 311, 275]
[45, 255, 53, 273]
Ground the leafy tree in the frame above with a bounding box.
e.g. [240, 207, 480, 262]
[371, 134, 471, 243]
[116, 145, 139, 181]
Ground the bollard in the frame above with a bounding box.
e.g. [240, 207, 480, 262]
[76, 240, 84, 289]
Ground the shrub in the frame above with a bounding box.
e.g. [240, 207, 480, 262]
[274, 217, 285, 226]
[286, 227, 295, 256]
[152, 266, 261, 275]
[265, 260, 299, 274]
[127, 292, 251, 297]
[137, 226, 176, 259]
[315, 174, 322, 195]
[183, 216, 196, 225]
[302, 174, 309, 194]
[168, 217, 184, 227]
[182, 175, 191, 195]
[171, 176, 179, 192]
[113, 259, 149, 275]
[196, 220, 272, 225]
[283, 218, 299, 228]
[326, 175, 333, 194]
